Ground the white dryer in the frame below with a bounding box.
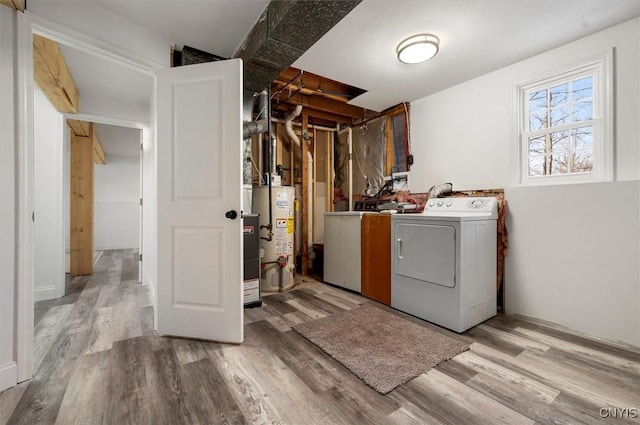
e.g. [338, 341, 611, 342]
[391, 197, 498, 333]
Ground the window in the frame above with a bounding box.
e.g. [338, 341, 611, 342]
[516, 51, 613, 185]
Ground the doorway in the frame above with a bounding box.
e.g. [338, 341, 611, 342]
[16, 13, 156, 384]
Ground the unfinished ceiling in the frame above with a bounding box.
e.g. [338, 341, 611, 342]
[270, 67, 368, 125]
[234, 0, 362, 93]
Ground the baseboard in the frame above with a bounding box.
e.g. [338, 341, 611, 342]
[144, 276, 157, 331]
[0, 361, 17, 392]
[145, 276, 156, 307]
[33, 285, 58, 302]
[94, 242, 139, 251]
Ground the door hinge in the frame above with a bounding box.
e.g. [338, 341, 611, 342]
[32, 211, 34, 222]
[140, 142, 143, 151]
[139, 198, 143, 206]
[139, 254, 142, 262]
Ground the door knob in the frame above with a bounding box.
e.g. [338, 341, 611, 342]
[225, 210, 238, 220]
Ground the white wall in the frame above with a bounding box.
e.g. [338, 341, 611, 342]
[0, 5, 17, 392]
[409, 18, 640, 346]
[93, 125, 141, 251]
[27, 1, 169, 69]
[33, 87, 65, 301]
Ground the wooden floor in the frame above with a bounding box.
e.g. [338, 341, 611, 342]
[1, 249, 639, 425]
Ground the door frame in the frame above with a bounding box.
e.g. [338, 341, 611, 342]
[16, 11, 159, 383]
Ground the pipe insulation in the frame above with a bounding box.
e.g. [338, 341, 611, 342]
[285, 105, 313, 259]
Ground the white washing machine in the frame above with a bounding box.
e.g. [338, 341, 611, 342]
[391, 197, 498, 333]
[324, 212, 372, 292]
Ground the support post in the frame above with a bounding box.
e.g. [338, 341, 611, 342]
[301, 113, 309, 275]
[70, 124, 94, 276]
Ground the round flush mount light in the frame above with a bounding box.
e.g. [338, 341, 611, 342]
[396, 34, 440, 64]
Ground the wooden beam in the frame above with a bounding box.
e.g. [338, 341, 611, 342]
[67, 119, 106, 164]
[301, 114, 310, 276]
[325, 131, 333, 212]
[70, 128, 94, 276]
[0, 0, 24, 11]
[33, 34, 79, 114]
[67, 118, 90, 137]
[273, 91, 365, 120]
[92, 129, 106, 165]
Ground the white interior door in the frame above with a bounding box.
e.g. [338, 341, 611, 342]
[156, 59, 243, 343]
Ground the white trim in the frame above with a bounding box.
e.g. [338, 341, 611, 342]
[513, 49, 614, 187]
[16, 11, 34, 383]
[64, 112, 148, 130]
[146, 276, 157, 308]
[33, 286, 58, 302]
[0, 5, 17, 393]
[16, 11, 158, 384]
[27, 12, 162, 76]
[0, 362, 18, 392]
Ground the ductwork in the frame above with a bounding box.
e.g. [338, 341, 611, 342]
[285, 105, 313, 264]
[243, 89, 269, 138]
[235, 0, 362, 93]
[242, 89, 270, 213]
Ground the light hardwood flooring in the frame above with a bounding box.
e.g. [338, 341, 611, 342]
[1, 248, 639, 424]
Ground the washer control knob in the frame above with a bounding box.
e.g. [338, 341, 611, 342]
[428, 201, 435, 207]
[436, 201, 444, 207]
[446, 201, 453, 207]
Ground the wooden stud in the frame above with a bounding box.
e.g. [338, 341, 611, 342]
[312, 127, 317, 248]
[33, 34, 79, 114]
[325, 132, 332, 213]
[385, 115, 395, 175]
[301, 113, 309, 276]
[70, 125, 94, 276]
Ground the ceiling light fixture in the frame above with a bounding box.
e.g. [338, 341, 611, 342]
[396, 34, 439, 64]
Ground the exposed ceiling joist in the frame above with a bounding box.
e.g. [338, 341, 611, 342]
[0, 0, 24, 11]
[33, 34, 79, 114]
[273, 91, 365, 120]
[67, 120, 107, 164]
[272, 102, 352, 124]
[275, 67, 365, 102]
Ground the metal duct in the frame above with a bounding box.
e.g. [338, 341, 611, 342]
[235, 0, 362, 93]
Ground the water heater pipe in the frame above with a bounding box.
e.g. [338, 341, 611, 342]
[285, 105, 313, 259]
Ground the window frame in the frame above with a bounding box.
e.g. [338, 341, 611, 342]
[515, 49, 613, 186]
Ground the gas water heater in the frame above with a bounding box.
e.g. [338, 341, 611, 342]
[252, 186, 296, 292]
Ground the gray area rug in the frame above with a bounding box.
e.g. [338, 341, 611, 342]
[292, 303, 469, 394]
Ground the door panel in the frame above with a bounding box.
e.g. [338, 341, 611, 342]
[156, 59, 243, 343]
[395, 222, 456, 288]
